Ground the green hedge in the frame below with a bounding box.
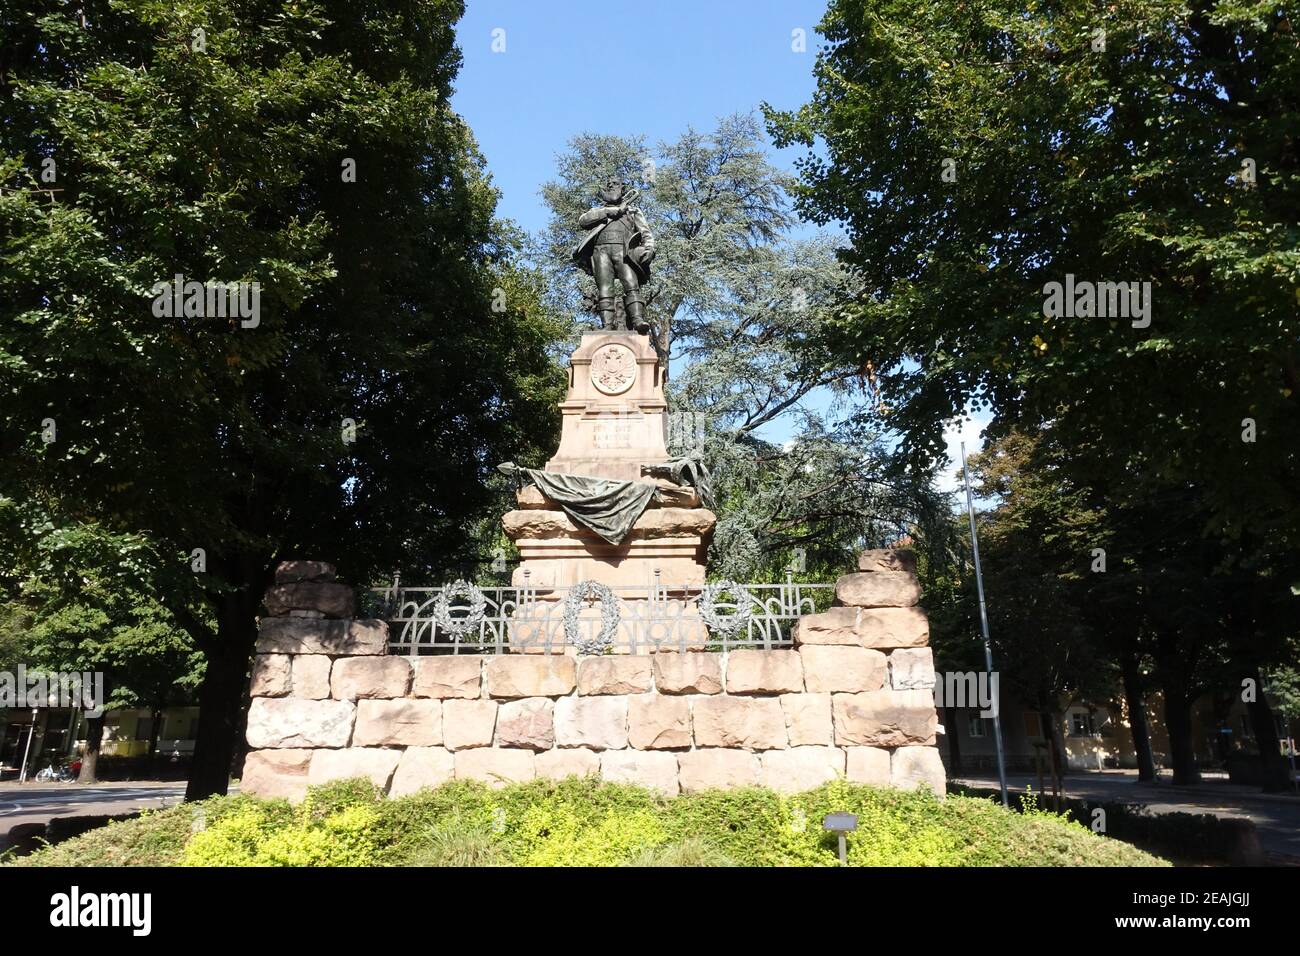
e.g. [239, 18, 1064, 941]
[950, 783, 1263, 865]
[8, 776, 1167, 867]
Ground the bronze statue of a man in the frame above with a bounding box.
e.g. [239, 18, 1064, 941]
[572, 178, 656, 334]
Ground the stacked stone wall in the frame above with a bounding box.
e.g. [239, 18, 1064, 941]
[242, 550, 946, 801]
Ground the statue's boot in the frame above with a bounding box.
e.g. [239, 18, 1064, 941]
[597, 296, 618, 331]
[626, 297, 650, 335]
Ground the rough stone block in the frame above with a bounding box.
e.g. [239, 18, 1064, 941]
[536, 748, 599, 780]
[792, 606, 929, 649]
[308, 747, 400, 790]
[844, 746, 892, 786]
[290, 654, 332, 699]
[240, 749, 313, 801]
[410, 656, 482, 699]
[760, 746, 845, 794]
[652, 652, 722, 694]
[245, 698, 355, 749]
[800, 645, 888, 693]
[780, 693, 833, 746]
[834, 572, 921, 608]
[691, 696, 787, 750]
[455, 748, 535, 787]
[627, 695, 692, 750]
[857, 548, 917, 573]
[264, 581, 355, 618]
[352, 698, 441, 747]
[833, 690, 937, 747]
[389, 747, 455, 798]
[250, 654, 291, 697]
[891, 745, 947, 796]
[494, 698, 555, 750]
[442, 699, 498, 750]
[724, 649, 804, 694]
[256, 618, 388, 656]
[554, 695, 628, 750]
[889, 647, 936, 691]
[274, 560, 337, 584]
[600, 750, 679, 796]
[486, 655, 576, 698]
[330, 656, 411, 700]
[677, 749, 761, 792]
[577, 656, 653, 695]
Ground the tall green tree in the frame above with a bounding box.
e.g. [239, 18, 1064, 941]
[769, 0, 1300, 781]
[0, 502, 203, 780]
[1, 1, 562, 797]
[768, 2, 1299, 538]
[940, 432, 1117, 784]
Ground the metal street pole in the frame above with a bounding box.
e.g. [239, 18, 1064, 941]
[1278, 713, 1298, 794]
[18, 707, 38, 784]
[962, 442, 1009, 808]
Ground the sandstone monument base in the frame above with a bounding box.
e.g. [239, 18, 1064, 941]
[501, 330, 714, 591]
[241, 550, 947, 801]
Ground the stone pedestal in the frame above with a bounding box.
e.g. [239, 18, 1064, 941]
[547, 331, 668, 481]
[503, 331, 715, 594]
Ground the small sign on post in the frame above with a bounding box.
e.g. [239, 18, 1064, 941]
[823, 812, 858, 864]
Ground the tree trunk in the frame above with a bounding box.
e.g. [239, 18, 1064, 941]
[943, 704, 963, 775]
[654, 315, 671, 380]
[1121, 653, 1157, 782]
[147, 706, 163, 763]
[1162, 689, 1201, 785]
[1041, 709, 1065, 810]
[1246, 671, 1293, 792]
[78, 714, 104, 784]
[185, 592, 259, 801]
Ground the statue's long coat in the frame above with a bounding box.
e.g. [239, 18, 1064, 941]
[572, 205, 656, 282]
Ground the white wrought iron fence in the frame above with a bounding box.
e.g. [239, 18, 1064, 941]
[364, 573, 834, 656]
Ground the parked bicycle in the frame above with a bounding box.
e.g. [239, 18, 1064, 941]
[33, 759, 80, 783]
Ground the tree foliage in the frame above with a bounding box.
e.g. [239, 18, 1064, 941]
[1, 0, 564, 796]
[770, 0, 1300, 784]
[767, 0, 1299, 546]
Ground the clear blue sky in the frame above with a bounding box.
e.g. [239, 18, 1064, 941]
[451, 0, 831, 234]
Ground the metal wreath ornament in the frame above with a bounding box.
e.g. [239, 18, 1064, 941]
[563, 580, 621, 655]
[698, 580, 754, 638]
[432, 580, 488, 639]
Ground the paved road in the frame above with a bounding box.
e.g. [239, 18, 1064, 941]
[954, 771, 1300, 860]
[0, 782, 187, 853]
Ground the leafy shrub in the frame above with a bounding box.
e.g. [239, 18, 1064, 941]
[400, 814, 505, 867]
[5, 804, 196, 867]
[182, 794, 379, 867]
[950, 783, 1261, 865]
[10, 775, 1168, 868]
[626, 836, 736, 867]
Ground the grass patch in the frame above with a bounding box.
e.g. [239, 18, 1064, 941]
[7, 776, 1168, 867]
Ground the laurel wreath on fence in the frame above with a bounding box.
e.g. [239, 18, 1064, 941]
[432, 580, 488, 639]
[562, 580, 621, 655]
[698, 580, 753, 638]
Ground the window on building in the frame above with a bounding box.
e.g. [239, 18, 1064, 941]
[1023, 711, 1042, 738]
[134, 717, 155, 742]
[158, 714, 197, 740]
[967, 716, 987, 738]
[1070, 712, 1096, 737]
